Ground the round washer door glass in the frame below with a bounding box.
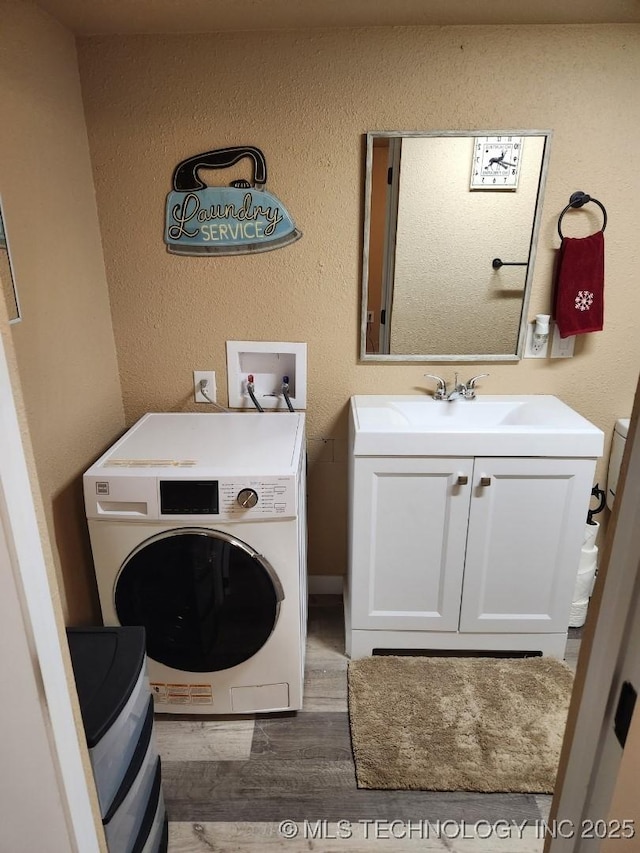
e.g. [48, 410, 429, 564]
[115, 529, 282, 672]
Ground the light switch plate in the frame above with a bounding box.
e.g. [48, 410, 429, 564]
[550, 324, 575, 358]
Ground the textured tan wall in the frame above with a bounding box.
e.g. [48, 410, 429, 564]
[0, 1, 125, 621]
[77, 25, 640, 576]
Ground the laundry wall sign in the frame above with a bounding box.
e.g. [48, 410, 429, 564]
[164, 146, 302, 256]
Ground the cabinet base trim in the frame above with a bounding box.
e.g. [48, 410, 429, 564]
[346, 628, 568, 660]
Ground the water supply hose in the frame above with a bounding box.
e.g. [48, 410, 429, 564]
[282, 376, 295, 412]
[247, 374, 264, 412]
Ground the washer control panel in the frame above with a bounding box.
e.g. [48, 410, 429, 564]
[84, 474, 297, 520]
[218, 477, 295, 518]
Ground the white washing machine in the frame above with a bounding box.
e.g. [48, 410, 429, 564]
[84, 412, 307, 715]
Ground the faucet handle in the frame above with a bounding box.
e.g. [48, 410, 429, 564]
[424, 374, 447, 400]
[467, 373, 489, 387]
[464, 373, 489, 399]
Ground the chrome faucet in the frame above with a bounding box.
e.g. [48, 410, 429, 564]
[424, 373, 489, 401]
[445, 373, 465, 401]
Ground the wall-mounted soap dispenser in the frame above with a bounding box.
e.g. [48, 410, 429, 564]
[226, 341, 307, 410]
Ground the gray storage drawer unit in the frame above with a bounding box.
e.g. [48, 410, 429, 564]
[67, 627, 168, 853]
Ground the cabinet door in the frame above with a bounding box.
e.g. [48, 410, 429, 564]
[459, 457, 596, 633]
[350, 456, 473, 631]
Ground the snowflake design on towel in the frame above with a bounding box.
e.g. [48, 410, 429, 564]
[575, 290, 594, 311]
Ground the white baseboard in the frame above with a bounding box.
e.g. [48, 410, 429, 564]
[308, 575, 344, 595]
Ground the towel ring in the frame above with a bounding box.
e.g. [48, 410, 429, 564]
[557, 191, 607, 239]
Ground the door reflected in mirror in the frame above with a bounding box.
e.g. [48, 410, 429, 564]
[361, 131, 551, 362]
[0, 201, 21, 324]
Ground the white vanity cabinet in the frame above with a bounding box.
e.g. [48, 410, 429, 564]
[346, 452, 596, 659]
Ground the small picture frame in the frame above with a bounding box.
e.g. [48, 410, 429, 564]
[470, 136, 523, 190]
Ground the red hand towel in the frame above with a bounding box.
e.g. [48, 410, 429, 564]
[553, 230, 604, 338]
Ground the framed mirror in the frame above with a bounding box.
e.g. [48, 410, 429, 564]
[0, 200, 21, 324]
[360, 130, 552, 362]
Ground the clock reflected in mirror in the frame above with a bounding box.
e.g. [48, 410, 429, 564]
[471, 135, 523, 190]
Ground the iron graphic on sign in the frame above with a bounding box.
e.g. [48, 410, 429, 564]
[164, 146, 301, 256]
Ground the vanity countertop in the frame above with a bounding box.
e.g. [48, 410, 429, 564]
[350, 394, 604, 457]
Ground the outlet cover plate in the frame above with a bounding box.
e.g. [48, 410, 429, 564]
[524, 323, 549, 358]
[194, 370, 216, 403]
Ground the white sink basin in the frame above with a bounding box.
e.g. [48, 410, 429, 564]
[351, 395, 604, 457]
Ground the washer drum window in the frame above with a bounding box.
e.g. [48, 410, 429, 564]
[114, 529, 284, 673]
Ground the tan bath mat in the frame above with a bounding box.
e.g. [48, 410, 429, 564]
[348, 655, 573, 793]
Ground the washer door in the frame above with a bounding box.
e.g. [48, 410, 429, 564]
[114, 528, 284, 673]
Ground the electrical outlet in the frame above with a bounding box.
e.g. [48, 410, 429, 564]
[524, 323, 549, 358]
[194, 371, 216, 403]
[550, 323, 576, 358]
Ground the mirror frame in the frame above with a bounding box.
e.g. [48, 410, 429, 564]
[359, 129, 552, 362]
[0, 196, 21, 325]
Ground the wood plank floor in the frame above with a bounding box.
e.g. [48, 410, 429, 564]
[157, 596, 581, 852]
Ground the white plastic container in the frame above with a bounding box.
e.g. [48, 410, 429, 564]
[140, 789, 167, 853]
[90, 663, 151, 815]
[104, 732, 159, 853]
[67, 627, 151, 818]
